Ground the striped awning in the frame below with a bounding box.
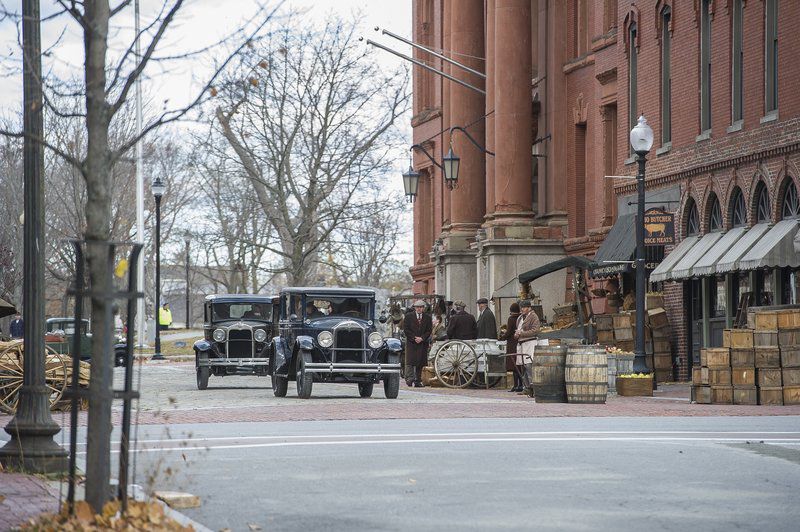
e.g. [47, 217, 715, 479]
[668, 232, 724, 280]
[691, 227, 748, 277]
[715, 223, 772, 273]
[738, 219, 800, 271]
[649, 235, 700, 283]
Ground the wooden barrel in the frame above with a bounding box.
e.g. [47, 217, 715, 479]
[531, 345, 567, 403]
[565, 345, 608, 404]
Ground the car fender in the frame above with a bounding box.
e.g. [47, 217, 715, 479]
[272, 337, 292, 376]
[296, 335, 314, 352]
[194, 340, 213, 367]
[385, 337, 402, 352]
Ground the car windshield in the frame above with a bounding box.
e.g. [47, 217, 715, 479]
[47, 320, 88, 335]
[213, 302, 270, 321]
[305, 296, 372, 320]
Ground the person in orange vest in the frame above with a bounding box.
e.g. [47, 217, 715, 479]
[158, 302, 173, 331]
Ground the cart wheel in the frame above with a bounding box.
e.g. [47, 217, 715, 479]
[433, 341, 478, 388]
[0, 345, 24, 414]
[0, 345, 67, 414]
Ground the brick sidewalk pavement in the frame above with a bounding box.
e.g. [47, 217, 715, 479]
[0, 472, 61, 531]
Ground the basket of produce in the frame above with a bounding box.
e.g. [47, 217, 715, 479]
[616, 373, 653, 397]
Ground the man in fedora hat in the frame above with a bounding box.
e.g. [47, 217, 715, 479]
[403, 299, 432, 387]
[475, 297, 497, 339]
[446, 300, 478, 341]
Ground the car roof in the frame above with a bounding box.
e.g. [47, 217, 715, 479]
[205, 294, 277, 303]
[280, 286, 376, 297]
[47, 317, 89, 323]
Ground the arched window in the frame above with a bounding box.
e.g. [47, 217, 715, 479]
[708, 194, 723, 231]
[782, 179, 800, 219]
[755, 182, 771, 223]
[686, 200, 700, 236]
[730, 188, 747, 227]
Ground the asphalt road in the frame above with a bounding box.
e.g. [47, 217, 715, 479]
[70, 414, 800, 532]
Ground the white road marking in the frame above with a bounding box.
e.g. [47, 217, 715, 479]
[74, 430, 800, 447]
[70, 431, 800, 455]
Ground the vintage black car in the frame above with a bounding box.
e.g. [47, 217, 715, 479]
[44, 317, 127, 366]
[271, 287, 402, 399]
[193, 294, 278, 390]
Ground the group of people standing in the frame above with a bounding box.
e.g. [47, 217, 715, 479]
[402, 296, 544, 390]
[403, 298, 498, 387]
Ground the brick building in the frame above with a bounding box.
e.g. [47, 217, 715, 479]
[409, 0, 800, 380]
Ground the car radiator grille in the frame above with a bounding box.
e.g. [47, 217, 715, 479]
[335, 329, 364, 363]
[227, 329, 252, 358]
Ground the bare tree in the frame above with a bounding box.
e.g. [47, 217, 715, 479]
[213, 15, 409, 285]
[323, 192, 409, 288]
[0, 1, 277, 510]
[0, 129, 23, 308]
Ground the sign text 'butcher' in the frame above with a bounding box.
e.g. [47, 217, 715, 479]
[643, 208, 675, 245]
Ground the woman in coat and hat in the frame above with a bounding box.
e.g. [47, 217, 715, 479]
[499, 302, 523, 392]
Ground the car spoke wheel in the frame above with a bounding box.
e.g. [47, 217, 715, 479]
[358, 382, 373, 398]
[296, 354, 313, 399]
[196, 367, 209, 390]
[433, 341, 478, 389]
[383, 374, 399, 399]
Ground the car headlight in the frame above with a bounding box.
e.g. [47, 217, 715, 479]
[317, 331, 333, 348]
[254, 328, 267, 343]
[368, 332, 383, 349]
[212, 328, 226, 342]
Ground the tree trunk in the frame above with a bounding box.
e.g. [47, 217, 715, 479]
[83, 0, 114, 512]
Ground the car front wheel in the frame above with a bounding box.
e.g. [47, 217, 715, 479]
[196, 367, 209, 390]
[272, 374, 288, 397]
[296, 354, 313, 399]
[383, 374, 399, 399]
[358, 382, 374, 398]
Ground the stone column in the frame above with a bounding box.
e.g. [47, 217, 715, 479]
[484, 0, 496, 218]
[441, 0, 452, 227]
[448, 0, 485, 231]
[493, 0, 532, 216]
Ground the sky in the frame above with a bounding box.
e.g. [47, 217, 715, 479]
[0, 0, 414, 262]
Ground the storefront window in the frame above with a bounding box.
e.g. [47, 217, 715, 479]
[782, 180, 800, 219]
[781, 268, 799, 305]
[756, 182, 771, 223]
[712, 277, 726, 318]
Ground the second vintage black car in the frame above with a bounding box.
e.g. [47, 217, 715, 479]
[193, 294, 278, 389]
[271, 287, 402, 399]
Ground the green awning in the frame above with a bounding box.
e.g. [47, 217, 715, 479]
[590, 214, 636, 278]
[739, 219, 800, 270]
[649, 235, 700, 283]
[692, 227, 748, 277]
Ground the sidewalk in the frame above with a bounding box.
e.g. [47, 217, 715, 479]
[0, 471, 60, 531]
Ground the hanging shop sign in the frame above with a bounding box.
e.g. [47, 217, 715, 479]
[643, 208, 675, 245]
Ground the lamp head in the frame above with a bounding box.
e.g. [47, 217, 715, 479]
[629, 114, 654, 154]
[402, 164, 420, 202]
[151, 177, 166, 198]
[442, 146, 460, 189]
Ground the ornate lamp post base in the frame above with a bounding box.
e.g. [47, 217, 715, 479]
[0, 385, 68, 473]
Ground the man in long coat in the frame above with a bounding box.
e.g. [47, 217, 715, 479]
[404, 300, 432, 387]
[446, 301, 478, 340]
[475, 298, 497, 339]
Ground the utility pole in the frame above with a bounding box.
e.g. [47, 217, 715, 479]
[0, 0, 68, 473]
[184, 236, 190, 328]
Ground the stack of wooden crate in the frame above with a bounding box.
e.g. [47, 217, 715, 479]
[648, 308, 672, 382]
[692, 308, 800, 405]
[612, 313, 633, 352]
[595, 314, 615, 346]
[752, 309, 800, 405]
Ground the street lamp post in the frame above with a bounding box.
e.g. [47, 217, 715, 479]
[0, 0, 67, 473]
[184, 235, 190, 328]
[629, 115, 654, 374]
[152, 177, 166, 361]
